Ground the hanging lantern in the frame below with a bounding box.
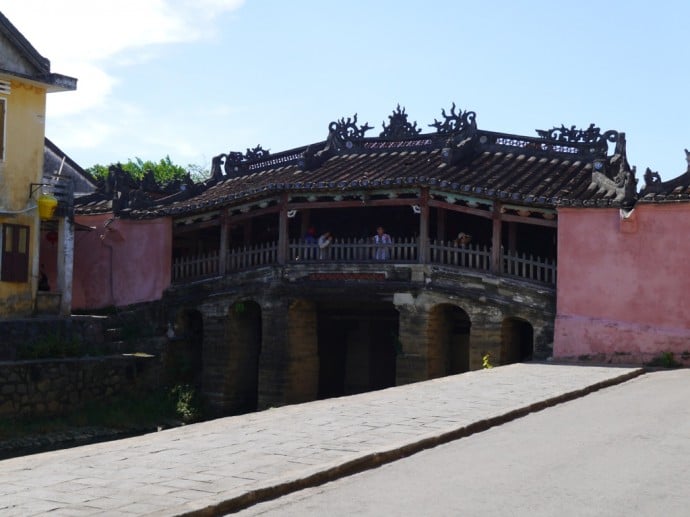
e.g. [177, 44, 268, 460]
[38, 193, 58, 220]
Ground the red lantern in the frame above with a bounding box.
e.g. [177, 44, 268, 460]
[46, 231, 58, 245]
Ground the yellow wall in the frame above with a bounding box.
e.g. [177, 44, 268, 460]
[0, 77, 47, 317]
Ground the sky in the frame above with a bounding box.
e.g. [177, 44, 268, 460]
[2, 1, 689, 181]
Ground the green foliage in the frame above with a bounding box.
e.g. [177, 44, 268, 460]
[86, 156, 209, 183]
[169, 384, 203, 423]
[646, 351, 681, 368]
[482, 352, 493, 369]
[0, 385, 206, 442]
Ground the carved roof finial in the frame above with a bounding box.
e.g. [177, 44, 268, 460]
[429, 103, 477, 134]
[380, 105, 421, 139]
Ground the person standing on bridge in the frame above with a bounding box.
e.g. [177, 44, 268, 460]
[318, 231, 333, 259]
[373, 226, 392, 260]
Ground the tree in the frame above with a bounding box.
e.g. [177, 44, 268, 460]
[86, 156, 209, 184]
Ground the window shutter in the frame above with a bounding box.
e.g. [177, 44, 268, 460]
[1, 224, 29, 282]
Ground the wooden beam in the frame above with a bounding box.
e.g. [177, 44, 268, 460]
[226, 205, 281, 224]
[287, 197, 420, 210]
[499, 212, 558, 228]
[428, 199, 493, 220]
[173, 218, 221, 234]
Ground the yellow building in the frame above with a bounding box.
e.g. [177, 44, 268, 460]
[0, 12, 76, 317]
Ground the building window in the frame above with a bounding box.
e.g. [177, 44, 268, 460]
[1, 224, 30, 282]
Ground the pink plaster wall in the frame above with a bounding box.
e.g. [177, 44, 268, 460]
[554, 204, 690, 364]
[72, 214, 172, 310]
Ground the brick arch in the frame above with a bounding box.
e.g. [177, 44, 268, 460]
[427, 303, 472, 379]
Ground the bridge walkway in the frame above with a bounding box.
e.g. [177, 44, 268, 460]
[0, 363, 642, 516]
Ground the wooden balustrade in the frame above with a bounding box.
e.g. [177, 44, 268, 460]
[502, 250, 557, 285]
[428, 240, 491, 271]
[172, 251, 219, 282]
[172, 238, 557, 286]
[227, 242, 278, 271]
[289, 237, 417, 263]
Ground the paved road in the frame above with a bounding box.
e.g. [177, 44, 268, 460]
[0, 363, 642, 516]
[238, 369, 690, 517]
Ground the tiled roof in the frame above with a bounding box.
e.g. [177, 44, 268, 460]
[639, 157, 690, 203]
[0, 11, 77, 91]
[44, 138, 97, 195]
[76, 107, 640, 218]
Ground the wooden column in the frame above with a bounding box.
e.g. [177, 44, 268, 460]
[418, 188, 430, 263]
[277, 193, 289, 265]
[218, 211, 228, 275]
[491, 202, 502, 275]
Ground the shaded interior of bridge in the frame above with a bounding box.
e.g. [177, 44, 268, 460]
[316, 301, 399, 399]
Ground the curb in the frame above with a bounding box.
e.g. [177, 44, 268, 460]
[181, 367, 645, 516]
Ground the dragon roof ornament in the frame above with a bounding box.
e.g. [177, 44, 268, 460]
[380, 105, 421, 139]
[327, 113, 373, 149]
[429, 103, 477, 134]
[211, 145, 271, 179]
[536, 123, 619, 153]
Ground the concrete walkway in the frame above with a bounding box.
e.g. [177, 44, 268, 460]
[0, 363, 643, 516]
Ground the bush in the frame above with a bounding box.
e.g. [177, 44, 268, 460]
[646, 351, 681, 368]
[169, 384, 203, 423]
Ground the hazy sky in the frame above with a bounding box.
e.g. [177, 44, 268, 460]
[2, 1, 689, 181]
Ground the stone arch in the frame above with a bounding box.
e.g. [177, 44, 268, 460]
[169, 308, 204, 383]
[501, 316, 534, 364]
[286, 298, 319, 403]
[316, 300, 398, 398]
[427, 303, 472, 378]
[226, 299, 262, 412]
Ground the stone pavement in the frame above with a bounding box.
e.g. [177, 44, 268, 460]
[0, 363, 643, 516]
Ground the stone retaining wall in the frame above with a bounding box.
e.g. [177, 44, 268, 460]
[0, 316, 107, 361]
[0, 355, 162, 419]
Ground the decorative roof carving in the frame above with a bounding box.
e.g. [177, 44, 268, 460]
[644, 168, 662, 189]
[589, 157, 638, 209]
[429, 103, 477, 134]
[380, 105, 421, 139]
[535, 123, 619, 149]
[244, 145, 271, 162]
[326, 114, 373, 152]
[328, 113, 373, 145]
[211, 145, 271, 179]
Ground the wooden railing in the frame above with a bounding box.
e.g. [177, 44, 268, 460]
[429, 240, 491, 271]
[227, 242, 278, 271]
[172, 251, 219, 282]
[502, 250, 557, 285]
[172, 238, 557, 286]
[289, 237, 418, 263]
